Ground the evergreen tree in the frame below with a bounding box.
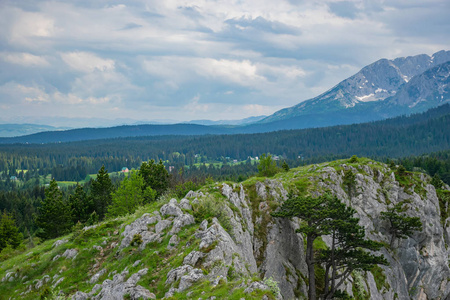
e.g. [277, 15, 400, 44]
[381, 201, 423, 247]
[36, 179, 72, 239]
[69, 184, 92, 224]
[282, 161, 290, 172]
[91, 166, 113, 220]
[0, 211, 23, 251]
[396, 164, 407, 176]
[139, 159, 169, 197]
[108, 171, 156, 217]
[343, 169, 357, 199]
[272, 194, 332, 300]
[272, 194, 387, 300]
[431, 173, 444, 190]
[319, 197, 387, 299]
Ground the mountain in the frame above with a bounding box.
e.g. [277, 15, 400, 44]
[187, 115, 267, 126]
[0, 123, 230, 144]
[1, 51, 449, 143]
[259, 50, 450, 126]
[380, 60, 450, 113]
[0, 103, 449, 152]
[1, 159, 449, 299]
[0, 124, 70, 137]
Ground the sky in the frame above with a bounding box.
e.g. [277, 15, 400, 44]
[0, 0, 449, 127]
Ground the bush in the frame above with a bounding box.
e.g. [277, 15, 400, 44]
[173, 181, 202, 198]
[131, 234, 143, 247]
[192, 196, 233, 236]
[348, 155, 359, 163]
[258, 153, 279, 177]
[264, 276, 281, 296]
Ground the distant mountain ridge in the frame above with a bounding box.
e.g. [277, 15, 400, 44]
[0, 103, 449, 145]
[0, 124, 70, 138]
[0, 124, 231, 144]
[259, 50, 450, 124]
[1, 51, 449, 142]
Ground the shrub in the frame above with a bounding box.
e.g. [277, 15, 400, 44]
[264, 276, 281, 296]
[348, 155, 359, 163]
[131, 234, 143, 247]
[192, 196, 233, 236]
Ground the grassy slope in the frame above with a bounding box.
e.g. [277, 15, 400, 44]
[0, 157, 435, 299]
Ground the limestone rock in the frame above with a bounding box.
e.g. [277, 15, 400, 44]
[90, 268, 107, 284]
[165, 265, 193, 285]
[199, 220, 208, 231]
[244, 281, 269, 293]
[160, 199, 183, 217]
[72, 291, 89, 300]
[53, 239, 68, 248]
[155, 219, 172, 234]
[167, 235, 179, 250]
[183, 251, 205, 266]
[185, 190, 205, 199]
[120, 212, 162, 250]
[178, 268, 204, 292]
[90, 268, 152, 300]
[170, 213, 195, 234]
[179, 198, 192, 210]
[62, 249, 78, 260]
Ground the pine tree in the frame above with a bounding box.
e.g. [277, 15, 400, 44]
[381, 201, 423, 247]
[272, 194, 387, 300]
[431, 173, 444, 190]
[343, 169, 356, 199]
[69, 184, 92, 224]
[36, 179, 73, 239]
[0, 211, 23, 251]
[272, 194, 332, 300]
[139, 160, 169, 197]
[91, 166, 113, 220]
[319, 197, 387, 299]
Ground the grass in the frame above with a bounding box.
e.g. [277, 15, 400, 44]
[0, 156, 434, 299]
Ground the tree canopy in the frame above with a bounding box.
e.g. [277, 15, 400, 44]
[272, 194, 387, 299]
[139, 159, 169, 197]
[108, 171, 156, 217]
[36, 179, 72, 239]
[381, 201, 423, 247]
[91, 166, 113, 220]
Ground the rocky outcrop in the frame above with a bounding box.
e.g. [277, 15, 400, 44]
[74, 268, 155, 300]
[43, 160, 448, 300]
[314, 163, 450, 299]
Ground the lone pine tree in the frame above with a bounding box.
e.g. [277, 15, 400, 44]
[272, 194, 387, 300]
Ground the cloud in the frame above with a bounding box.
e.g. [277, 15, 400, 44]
[1, 52, 49, 67]
[328, 1, 360, 19]
[120, 22, 143, 30]
[0, 0, 449, 125]
[0, 82, 111, 106]
[61, 52, 115, 73]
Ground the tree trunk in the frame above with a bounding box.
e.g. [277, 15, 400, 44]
[306, 234, 316, 300]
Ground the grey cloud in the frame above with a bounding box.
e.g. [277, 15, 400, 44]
[328, 1, 360, 19]
[0, 0, 449, 123]
[120, 23, 143, 31]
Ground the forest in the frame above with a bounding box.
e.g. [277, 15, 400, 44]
[0, 104, 449, 256]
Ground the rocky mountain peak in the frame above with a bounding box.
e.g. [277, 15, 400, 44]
[260, 50, 450, 124]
